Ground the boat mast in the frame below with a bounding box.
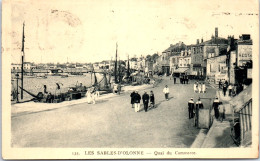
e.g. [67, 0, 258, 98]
[127, 55, 130, 78]
[118, 56, 121, 83]
[114, 43, 118, 83]
[21, 22, 25, 99]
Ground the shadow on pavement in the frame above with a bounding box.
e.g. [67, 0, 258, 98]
[214, 125, 237, 148]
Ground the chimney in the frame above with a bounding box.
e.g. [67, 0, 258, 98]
[201, 38, 203, 43]
[215, 27, 218, 38]
[228, 35, 231, 45]
[196, 39, 199, 45]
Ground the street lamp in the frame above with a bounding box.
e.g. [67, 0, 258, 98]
[15, 73, 19, 103]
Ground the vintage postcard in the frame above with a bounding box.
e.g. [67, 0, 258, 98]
[2, 0, 259, 159]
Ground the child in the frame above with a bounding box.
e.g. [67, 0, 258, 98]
[150, 91, 155, 108]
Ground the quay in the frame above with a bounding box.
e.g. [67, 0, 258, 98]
[11, 76, 216, 147]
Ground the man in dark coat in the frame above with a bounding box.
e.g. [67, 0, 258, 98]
[130, 91, 135, 108]
[149, 91, 155, 108]
[142, 91, 149, 112]
[212, 97, 220, 119]
[133, 91, 141, 112]
[188, 98, 195, 119]
[223, 83, 227, 96]
[173, 76, 176, 84]
[194, 98, 203, 127]
[219, 80, 222, 89]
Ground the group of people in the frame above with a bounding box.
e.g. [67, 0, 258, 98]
[187, 97, 204, 127]
[171, 75, 189, 84]
[130, 85, 170, 112]
[86, 88, 100, 104]
[193, 82, 206, 93]
[188, 96, 226, 126]
[130, 90, 155, 112]
[219, 80, 234, 97]
[179, 75, 189, 84]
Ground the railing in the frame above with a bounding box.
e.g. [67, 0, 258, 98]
[231, 98, 252, 146]
[238, 98, 252, 144]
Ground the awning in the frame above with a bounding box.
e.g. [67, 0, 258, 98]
[230, 84, 252, 112]
[173, 68, 189, 73]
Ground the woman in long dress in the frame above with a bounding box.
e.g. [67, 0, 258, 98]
[202, 82, 206, 93]
[92, 90, 100, 104]
[193, 83, 197, 93]
[198, 83, 202, 93]
[86, 89, 92, 104]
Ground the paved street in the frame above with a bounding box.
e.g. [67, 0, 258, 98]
[11, 77, 216, 148]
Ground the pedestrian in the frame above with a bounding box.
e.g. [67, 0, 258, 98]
[212, 97, 220, 119]
[174, 76, 176, 84]
[142, 91, 149, 112]
[202, 82, 206, 93]
[163, 85, 170, 101]
[194, 97, 203, 127]
[223, 83, 227, 96]
[188, 98, 195, 119]
[187, 76, 189, 84]
[224, 80, 229, 87]
[196, 97, 204, 109]
[219, 80, 222, 89]
[198, 83, 202, 93]
[117, 83, 121, 95]
[228, 84, 233, 96]
[130, 91, 135, 108]
[194, 82, 197, 93]
[150, 79, 155, 88]
[92, 90, 100, 104]
[150, 91, 155, 108]
[86, 89, 92, 104]
[218, 102, 225, 122]
[113, 83, 118, 94]
[133, 90, 141, 112]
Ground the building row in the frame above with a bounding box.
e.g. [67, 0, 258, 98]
[149, 27, 253, 85]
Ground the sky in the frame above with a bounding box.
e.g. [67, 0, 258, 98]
[4, 0, 259, 64]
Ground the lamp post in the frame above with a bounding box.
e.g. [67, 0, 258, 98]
[15, 73, 19, 103]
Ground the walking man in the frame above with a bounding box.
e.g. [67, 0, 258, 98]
[142, 91, 149, 112]
[223, 83, 227, 96]
[188, 98, 195, 119]
[150, 91, 155, 108]
[174, 76, 176, 84]
[196, 97, 204, 109]
[212, 97, 220, 119]
[219, 80, 222, 89]
[130, 91, 135, 108]
[194, 98, 203, 127]
[133, 91, 141, 112]
[163, 85, 170, 101]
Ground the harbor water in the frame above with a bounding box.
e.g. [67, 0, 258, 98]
[11, 73, 106, 101]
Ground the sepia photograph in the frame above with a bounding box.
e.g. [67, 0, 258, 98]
[2, 0, 259, 159]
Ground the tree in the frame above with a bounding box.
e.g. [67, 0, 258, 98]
[151, 53, 159, 63]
